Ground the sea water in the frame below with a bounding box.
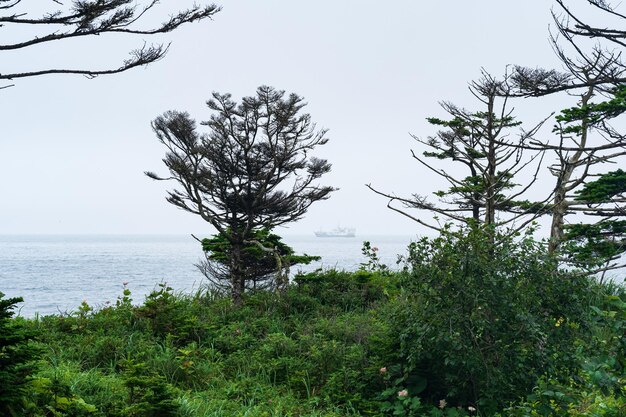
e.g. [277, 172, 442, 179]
[0, 234, 414, 317]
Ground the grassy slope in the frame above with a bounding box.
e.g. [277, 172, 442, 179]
[24, 272, 395, 416]
[12, 266, 626, 417]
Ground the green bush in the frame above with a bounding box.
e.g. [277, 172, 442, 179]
[386, 226, 594, 414]
[294, 268, 394, 310]
[0, 292, 41, 416]
[502, 288, 626, 417]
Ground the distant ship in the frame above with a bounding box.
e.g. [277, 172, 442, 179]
[314, 226, 356, 238]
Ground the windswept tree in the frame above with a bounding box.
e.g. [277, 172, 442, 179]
[368, 72, 548, 234]
[0, 0, 220, 88]
[509, 1, 626, 274]
[510, 0, 626, 95]
[147, 86, 335, 304]
[563, 170, 626, 277]
[546, 81, 626, 273]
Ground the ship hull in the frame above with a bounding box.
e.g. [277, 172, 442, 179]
[314, 230, 355, 238]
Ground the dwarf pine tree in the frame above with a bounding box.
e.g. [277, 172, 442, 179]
[0, 293, 40, 416]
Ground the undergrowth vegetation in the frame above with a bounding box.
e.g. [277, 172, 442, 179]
[2, 228, 625, 416]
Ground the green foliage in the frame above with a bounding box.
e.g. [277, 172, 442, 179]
[427, 112, 522, 136]
[200, 228, 320, 292]
[121, 359, 179, 417]
[421, 107, 534, 226]
[0, 292, 41, 416]
[379, 365, 473, 416]
[202, 228, 318, 268]
[24, 368, 100, 417]
[564, 220, 626, 268]
[507, 200, 551, 214]
[19, 276, 398, 416]
[561, 170, 626, 269]
[555, 84, 626, 134]
[360, 241, 391, 275]
[295, 268, 394, 310]
[135, 283, 196, 342]
[7, 246, 621, 416]
[389, 226, 593, 414]
[574, 169, 626, 203]
[502, 289, 626, 417]
[550, 84, 626, 272]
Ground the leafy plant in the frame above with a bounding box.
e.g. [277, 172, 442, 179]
[121, 359, 180, 417]
[0, 292, 41, 416]
[360, 241, 391, 274]
[390, 226, 592, 414]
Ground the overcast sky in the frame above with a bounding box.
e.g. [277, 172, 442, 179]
[0, 0, 607, 236]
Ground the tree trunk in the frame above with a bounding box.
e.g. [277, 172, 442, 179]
[548, 187, 567, 255]
[274, 248, 290, 292]
[484, 96, 497, 226]
[549, 87, 593, 255]
[230, 243, 245, 306]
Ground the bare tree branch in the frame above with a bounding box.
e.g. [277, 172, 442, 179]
[0, 1, 220, 84]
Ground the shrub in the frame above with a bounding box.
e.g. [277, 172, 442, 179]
[386, 226, 594, 414]
[121, 359, 180, 417]
[294, 269, 393, 310]
[135, 283, 198, 343]
[502, 288, 626, 417]
[0, 292, 41, 416]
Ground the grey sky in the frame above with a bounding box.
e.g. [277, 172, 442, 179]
[0, 1, 594, 236]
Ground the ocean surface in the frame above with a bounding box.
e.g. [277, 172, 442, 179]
[0, 234, 414, 317]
